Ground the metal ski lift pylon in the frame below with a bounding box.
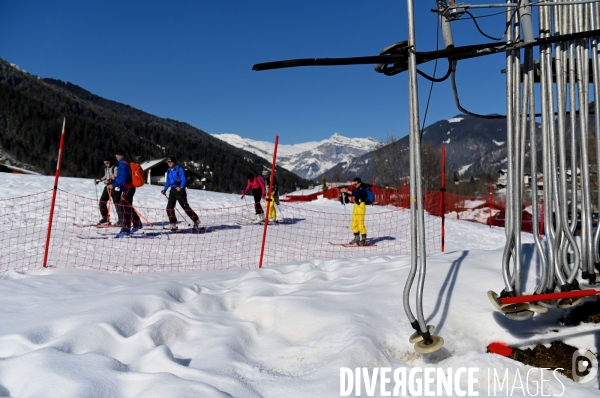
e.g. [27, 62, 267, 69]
[252, 1, 451, 354]
[252, 0, 600, 351]
[484, 0, 600, 322]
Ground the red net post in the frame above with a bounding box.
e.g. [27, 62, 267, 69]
[259, 136, 279, 268]
[440, 145, 445, 252]
[489, 182, 493, 228]
[43, 117, 66, 268]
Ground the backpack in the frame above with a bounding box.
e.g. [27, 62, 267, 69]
[184, 169, 195, 186]
[172, 165, 195, 187]
[129, 162, 145, 188]
[365, 187, 375, 205]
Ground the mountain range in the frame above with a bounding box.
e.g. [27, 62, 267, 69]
[6, 56, 588, 191]
[218, 115, 515, 184]
[212, 133, 380, 181]
[324, 114, 519, 184]
[325, 111, 599, 185]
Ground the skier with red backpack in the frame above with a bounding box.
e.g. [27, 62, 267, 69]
[108, 150, 143, 238]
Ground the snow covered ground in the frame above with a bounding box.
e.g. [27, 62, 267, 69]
[0, 174, 598, 397]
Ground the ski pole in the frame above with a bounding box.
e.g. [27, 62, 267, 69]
[111, 194, 119, 224]
[342, 193, 350, 236]
[133, 206, 153, 227]
[95, 181, 101, 222]
[103, 187, 112, 229]
[118, 194, 151, 227]
[275, 201, 286, 222]
[243, 195, 252, 219]
[275, 201, 284, 218]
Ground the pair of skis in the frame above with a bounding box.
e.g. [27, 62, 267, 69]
[328, 241, 377, 247]
[159, 226, 208, 233]
[139, 225, 204, 231]
[95, 227, 208, 237]
[74, 223, 208, 238]
[236, 217, 273, 226]
[73, 223, 118, 228]
[236, 216, 291, 225]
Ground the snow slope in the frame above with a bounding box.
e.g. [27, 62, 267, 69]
[212, 133, 380, 180]
[0, 174, 598, 398]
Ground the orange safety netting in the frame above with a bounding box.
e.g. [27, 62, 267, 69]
[321, 187, 494, 215]
[300, 186, 538, 231]
[0, 189, 442, 273]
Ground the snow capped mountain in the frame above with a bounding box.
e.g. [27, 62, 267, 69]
[212, 133, 380, 180]
[326, 114, 517, 181]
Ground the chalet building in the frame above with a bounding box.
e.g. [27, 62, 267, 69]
[140, 157, 211, 190]
[495, 169, 532, 189]
[0, 159, 43, 176]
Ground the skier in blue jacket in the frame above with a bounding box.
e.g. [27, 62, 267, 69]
[161, 157, 200, 231]
[107, 150, 142, 237]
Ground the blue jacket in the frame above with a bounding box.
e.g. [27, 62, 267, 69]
[164, 165, 187, 190]
[112, 158, 132, 189]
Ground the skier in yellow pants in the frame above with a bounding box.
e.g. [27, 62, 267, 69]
[262, 169, 280, 223]
[340, 177, 369, 245]
[266, 195, 277, 220]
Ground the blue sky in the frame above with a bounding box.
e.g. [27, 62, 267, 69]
[1, 1, 509, 144]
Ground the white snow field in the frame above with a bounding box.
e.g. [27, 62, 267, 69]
[0, 173, 598, 397]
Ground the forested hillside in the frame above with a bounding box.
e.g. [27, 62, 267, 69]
[0, 58, 310, 192]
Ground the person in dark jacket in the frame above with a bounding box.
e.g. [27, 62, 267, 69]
[94, 156, 121, 226]
[340, 177, 368, 245]
[241, 172, 266, 223]
[161, 157, 200, 231]
[107, 150, 142, 237]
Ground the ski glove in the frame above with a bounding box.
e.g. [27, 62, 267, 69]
[161, 190, 166, 195]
